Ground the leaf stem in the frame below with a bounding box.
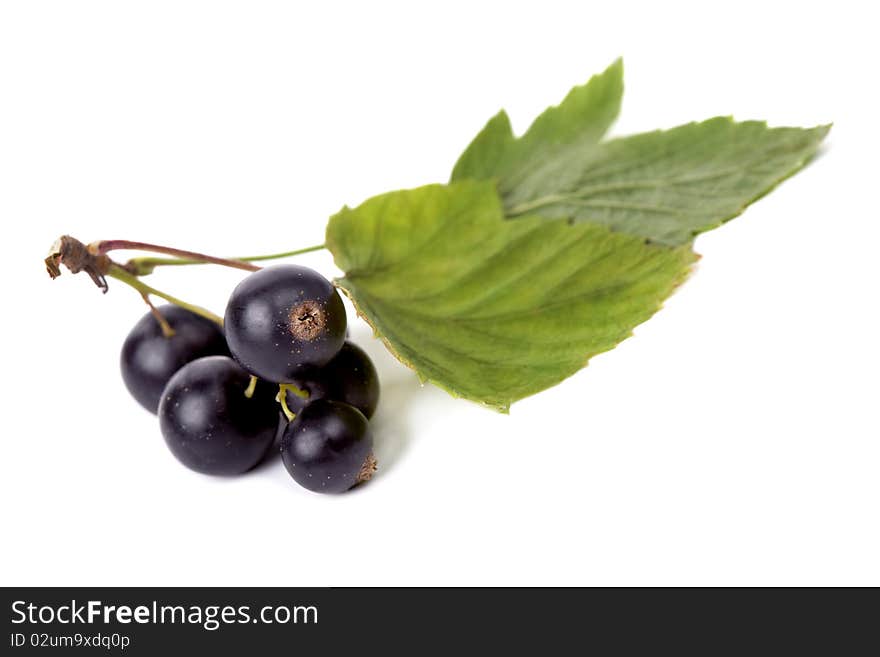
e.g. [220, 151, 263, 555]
[230, 244, 327, 263]
[106, 264, 223, 325]
[125, 244, 327, 275]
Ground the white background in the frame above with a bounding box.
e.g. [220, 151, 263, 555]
[1, 1, 877, 586]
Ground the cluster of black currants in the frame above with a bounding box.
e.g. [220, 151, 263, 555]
[120, 265, 379, 494]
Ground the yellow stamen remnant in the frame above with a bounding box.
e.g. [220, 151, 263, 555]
[275, 383, 310, 421]
[244, 375, 258, 399]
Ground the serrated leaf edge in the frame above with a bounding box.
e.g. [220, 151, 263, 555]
[333, 245, 699, 413]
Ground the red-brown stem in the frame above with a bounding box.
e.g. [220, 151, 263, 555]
[90, 240, 260, 272]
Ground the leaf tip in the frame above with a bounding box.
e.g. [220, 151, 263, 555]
[492, 108, 512, 125]
[814, 122, 833, 140]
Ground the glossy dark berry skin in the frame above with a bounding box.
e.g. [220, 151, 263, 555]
[281, 399, 373, 493]
[121, 305, 229, 413]
[224, 264, 347, 383]
[159, 356, 278, 475]
[282, 341, 380, 419]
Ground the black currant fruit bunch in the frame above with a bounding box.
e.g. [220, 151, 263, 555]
[110, 259, 380, 494]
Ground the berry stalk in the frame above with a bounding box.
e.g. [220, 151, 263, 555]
[46, 235, 326, 327]
[47, 235, 219, 323]
[106, 265, 223, 325]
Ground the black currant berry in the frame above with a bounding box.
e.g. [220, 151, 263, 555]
[120, 305, 229, 413]
[280, 399, 375, 494]
[158, 356, 278, 475]
[224, 264, 347, 383]
[281, 341, 380, 419]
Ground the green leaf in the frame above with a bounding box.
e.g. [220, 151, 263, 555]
[326, 181, 696, 411]
[501, 117, 830, 245]
[451, 60, 829, 245]
[451, 58, 624, 182]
